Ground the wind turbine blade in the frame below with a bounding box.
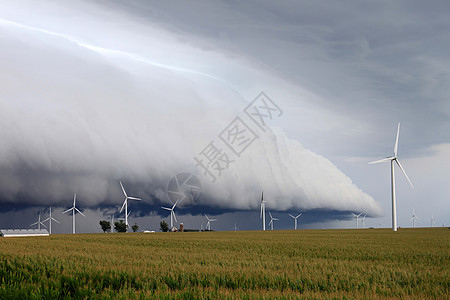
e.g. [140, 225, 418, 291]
[204, 213, 209, 221]
[161, 207, 171, 211]
[73, 193, 77, 206]
[40, 223, 47, 228]
[52, 218, 61, 224]
[75, 208, 86, 217]
[30, 221, 38, 226]
[119, 180, 128, 197]
[62, 208, 73, 214]
[120, 200, 127, 213]
[269, 220, 273, 225]
[172, 211, 177, 223]
[289, 214, 295, 218]
[128, 197, 141, 201]
[394, 123, 400, 156]
[395, 159, 414, 188]
[42, 218, 50, 223]
[210, 219, 217, 222]
[351, 212, 357, 217]
[357, 213, 363, 217]
[369, 157, 392, 164]
[297, 213, 302, 218]
[172, 199, 180, 209]
[273, 218, 279, 221]
[269, 212, 273, 219]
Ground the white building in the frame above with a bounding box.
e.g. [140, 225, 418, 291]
[0, 229, 49, 237]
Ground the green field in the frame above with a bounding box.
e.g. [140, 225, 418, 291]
[0, 228, 448, 299]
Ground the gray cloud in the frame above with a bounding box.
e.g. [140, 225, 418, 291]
[0, 1, 382, 219]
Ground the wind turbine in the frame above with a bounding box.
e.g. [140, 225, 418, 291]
[409, 209, 420, 228]
[289, 213, 302, 230]
[268, 212, 278, 231]
[260, 191, 266, 231]
[351, 212, 363, 229]
[369, 123, 414, 231]
[232, 223, 239, 231]
[62, 193, 85, 234]
[119, 181, 141, 230]
[204, 214, 217, 231]
[360, 214, 367, 229]
[43, 207, 60, 234]
[430, 215, 436, 228]
[30, 212, 47, 230]
[161, 199, 179, 229]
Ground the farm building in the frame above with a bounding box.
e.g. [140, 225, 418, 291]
[0, 229, 49, 237]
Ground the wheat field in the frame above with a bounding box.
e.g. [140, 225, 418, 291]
[0, 228, 448, 299]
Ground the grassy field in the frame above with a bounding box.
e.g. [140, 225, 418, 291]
[0, 228, 448, 299]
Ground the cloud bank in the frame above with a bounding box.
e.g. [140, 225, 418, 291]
[0, 1, 381, 217]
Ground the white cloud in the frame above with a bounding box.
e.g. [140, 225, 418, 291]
[0, 2, 381, 217]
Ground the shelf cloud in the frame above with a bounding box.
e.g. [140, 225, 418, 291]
[0, 1, 382, 218]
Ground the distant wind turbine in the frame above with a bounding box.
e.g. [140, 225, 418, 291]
[260, 191, 266, 231]
[30, 212, 47, 230]
[204, 214, 217, 231]
[430, 215, 436, 228]
[369, 122, 414, 231]
[352, 212, 363, 229]
[119, 181, 141, 231]
[268, 212, 278, 231]
[43, 207, 60, 234]
[62, 193, 85, 234]
[360, 214, 367, 229]
[161, 199, 179, 229]
[289, 213, 302, 230]
[409, 209, 420, 228]
[232, 223, 239, 231]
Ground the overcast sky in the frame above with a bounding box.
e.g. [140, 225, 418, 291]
[0, 0, 449, 233]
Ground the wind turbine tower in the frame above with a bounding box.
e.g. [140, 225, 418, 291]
[289, 213, 302, 230]
[30, 212, 47, 230]
[369, 123, 414, 231]
[204, 214, 217, 231]
[409, 209, 420, 228]
[260, 191, 266, 231]
[43, 207, 60, 234]
[268, 212, 278, 230]
[62, 193, 86, 234]
[119, 181, 141, 231]
[161, 199, 179, 229]
[352, 212, 362, 229]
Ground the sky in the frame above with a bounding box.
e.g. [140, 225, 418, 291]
[0, 0, 449, 233]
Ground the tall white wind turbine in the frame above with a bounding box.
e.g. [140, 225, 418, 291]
[430, 215, 436, 228]
[369, 123, 414, 232]
[360, 214, 367, 229]
[352, 212, 363, 229]
[289, 213, 302, 230]
[409, 209, 420, 228]
[43, 207, 60, 234]
[204, 214, 217, 231]
[161, 199, 179, 229]
[260, 191, 266, 231]
[268, 212, 278, 231]
[119, 181, 141, 230]
[62, 193, 85, 234]
[30, 212, 47, 230]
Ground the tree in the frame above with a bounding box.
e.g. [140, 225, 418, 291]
[114, 220, 127, 233]
[132, 223, 139, 232]
[160, 220, 169, 232]
[99, 220, 111, 233]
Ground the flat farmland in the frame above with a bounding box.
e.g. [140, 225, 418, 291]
[0, 228, 448, 299]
